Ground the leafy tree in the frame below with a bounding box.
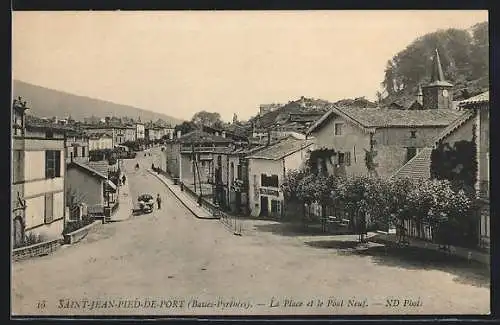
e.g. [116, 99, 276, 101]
[191, 111, 222, 128]
[174, 121, 197, 137]
[381, 23, 488, 103]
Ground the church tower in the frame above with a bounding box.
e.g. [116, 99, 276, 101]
[422, 49, 453, 109]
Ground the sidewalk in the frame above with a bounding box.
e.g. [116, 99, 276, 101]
[371, 231, 490, 265]
[109, 173, 133, 222]
[147, 169, 219, 220]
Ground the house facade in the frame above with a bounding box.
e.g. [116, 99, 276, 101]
[247, 137, 314, 218]
[123, 125, 137, 143]
[12, 101, 67, 246]
[307, 50, 466, 178]
[88, 133, 114, 151]
[135, 122, 145, 140]
[65, 131, 90, 164]
[431, 91, 490, 249]
[66, 161, 117, 216]
[177, 130, 234, 193]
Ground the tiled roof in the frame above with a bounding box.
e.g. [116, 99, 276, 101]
[68, 161, 107, 179]
[87, 161, 111, 177]
[178, 130, 233, 144]
[459, 91, 489, 107]
[246, 137, 314, 160]
[308, 105, 465, 134]
[340, 107, 464, 128]
[433, 110, 476, 146]
[391, 148, 433, 180]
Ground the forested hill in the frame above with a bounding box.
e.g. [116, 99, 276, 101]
[379, 21, 488, 105]
[12, 80, 184, 125]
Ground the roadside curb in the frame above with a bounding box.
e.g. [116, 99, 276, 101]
[147, 170, 220, 220]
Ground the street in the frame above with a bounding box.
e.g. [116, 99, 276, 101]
[11, 150, 490, 316]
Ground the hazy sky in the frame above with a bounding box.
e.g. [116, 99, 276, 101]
[12, 11, 487, 121]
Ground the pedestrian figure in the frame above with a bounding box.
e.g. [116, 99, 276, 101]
[197, 194, 202, 207]
[152, 163, 155, 170]
[122, 175, 126, 185]
[156, 194, 162, 209]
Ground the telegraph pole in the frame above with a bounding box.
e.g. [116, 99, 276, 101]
[192, 143, 196, 193]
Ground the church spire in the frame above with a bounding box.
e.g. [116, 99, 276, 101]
[430, 49, 446, 83]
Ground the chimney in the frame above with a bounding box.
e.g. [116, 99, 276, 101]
[177, 130, 181, 138]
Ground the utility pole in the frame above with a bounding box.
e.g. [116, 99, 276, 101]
[192, 143, 196, 193]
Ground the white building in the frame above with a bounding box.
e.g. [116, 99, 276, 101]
[88, 133, 114, 151]
[12, 101, 67, 245]
[136, 122, 145, 140]
[246, 136, 314, 218]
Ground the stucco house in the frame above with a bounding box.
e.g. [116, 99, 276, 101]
[66, 161, 117, 216]
[246, 136, 314, 218]
[12, 100, 68, 246]
[307, 49, 466, 178]
[88, 133, 114, 151]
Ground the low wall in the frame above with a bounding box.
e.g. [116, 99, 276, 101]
[63, 220, 102, 244]
[13, 238, 62, 262]
[372, 231, 490, 265]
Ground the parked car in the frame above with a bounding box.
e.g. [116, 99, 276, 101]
[138, 194, 154, 214]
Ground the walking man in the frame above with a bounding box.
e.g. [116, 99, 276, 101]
[122, 174, 126, 185]
[156, 194, 162, 210]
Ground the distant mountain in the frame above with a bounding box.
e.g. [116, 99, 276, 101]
[12, 80, 184, 126]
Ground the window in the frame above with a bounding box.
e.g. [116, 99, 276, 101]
[45, 150, 61, 178]
[230, 162, 234, 182]
[410, 130, 417, 138]
[13, 150, 23, 183]
[237, 164, 242, 179]
[261, 174, 279, 187]
[44, 193, 54, 224]
[46, 130, 54, 138]
[73, 146, 78, 158]
[406, 147, 417, 162]
[345, 152, 351, 166]
[271, 200, 281, 217]
[334, 123, 343, 136]
[338, 152, 345, 165]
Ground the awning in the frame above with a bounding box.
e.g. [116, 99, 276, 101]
[107, 180, 117, 191]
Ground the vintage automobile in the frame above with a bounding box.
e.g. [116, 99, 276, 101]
[138, 194, 154, 214]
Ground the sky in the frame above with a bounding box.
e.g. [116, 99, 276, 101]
[12, 10, 488, 122]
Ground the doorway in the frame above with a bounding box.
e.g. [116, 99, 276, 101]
[260, 196, 269, 217]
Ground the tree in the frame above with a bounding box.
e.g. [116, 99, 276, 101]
[381, 24, 488, 103]
[191, 111, 222, 128]
[174, 121, 197, 137]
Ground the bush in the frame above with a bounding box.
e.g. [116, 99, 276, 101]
[63, 215, 95, 235]
[14, 232, 48, 249]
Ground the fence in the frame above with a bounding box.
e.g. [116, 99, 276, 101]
[160, 169, 243, 235]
